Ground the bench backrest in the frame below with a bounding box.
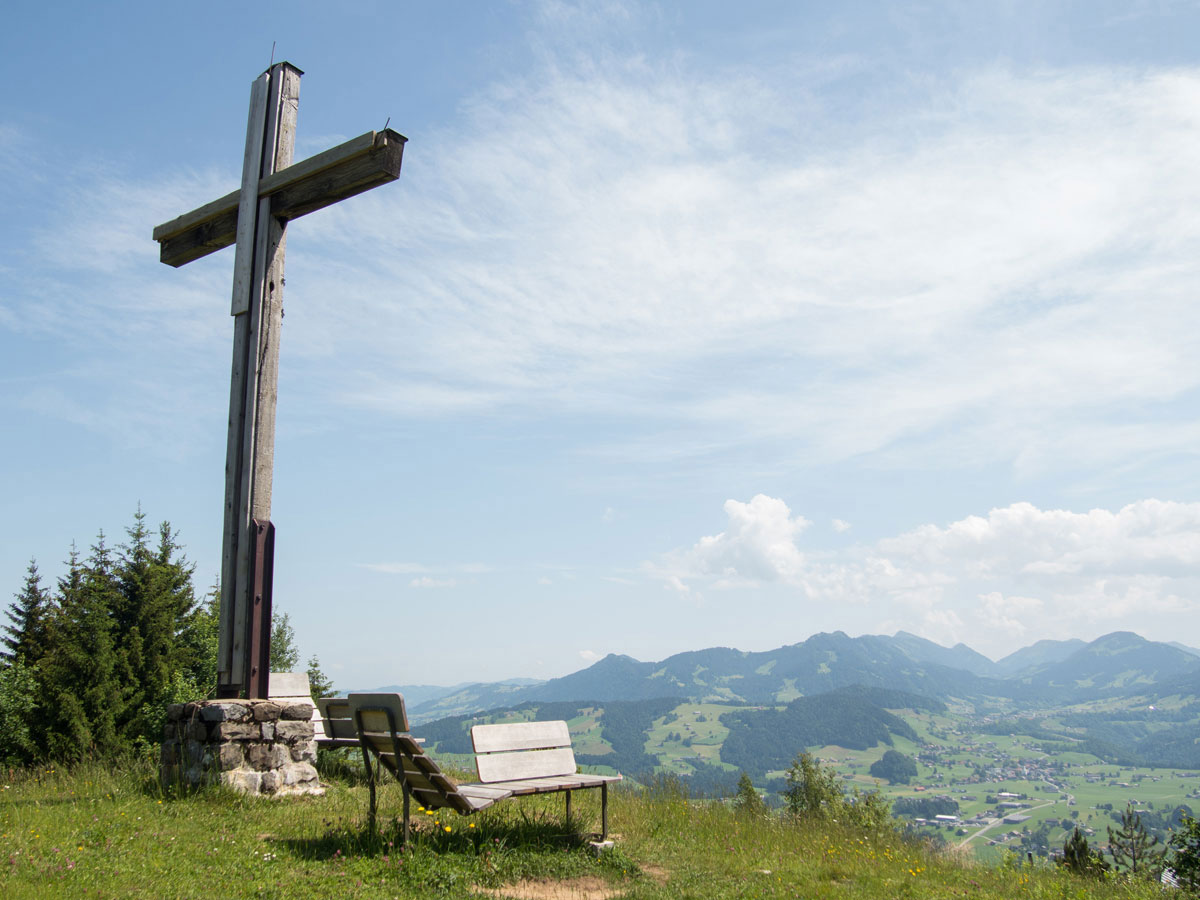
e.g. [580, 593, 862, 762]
[345, 692, 477, 814]
[471, 720, 577, 783]
[316, 696, 357, 744]
[346, 692, 411, 734]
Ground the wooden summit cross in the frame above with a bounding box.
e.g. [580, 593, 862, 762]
[153, 63, 406, 699]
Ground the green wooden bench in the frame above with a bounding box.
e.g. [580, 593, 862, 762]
[346, 692, 621, 842]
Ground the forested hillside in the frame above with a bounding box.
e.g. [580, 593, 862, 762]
[720, 691, 919, 776]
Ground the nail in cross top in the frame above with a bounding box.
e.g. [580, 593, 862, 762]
[153, 63, 406, 699]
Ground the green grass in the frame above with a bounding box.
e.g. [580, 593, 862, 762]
[0, 758, 1179, 899]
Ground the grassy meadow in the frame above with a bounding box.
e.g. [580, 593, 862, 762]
[0, 757, 1176, 899]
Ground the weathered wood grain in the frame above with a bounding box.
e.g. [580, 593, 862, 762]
[475, 747, 577, 784]
[347, 692, 411, 733]
[227, 64, 301, 691]
[472, 720, 572, 753]
[153, 129, 406, 267]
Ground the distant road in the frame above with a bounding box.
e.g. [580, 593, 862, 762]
[956, 798, 1059, 849]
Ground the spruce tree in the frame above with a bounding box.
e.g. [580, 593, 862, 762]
[1061, 827, 1108, 877]
[0, 657, 38, 763]
[734, 772, 767, 816]
[38, 538, 122, 758]
[1108, 803, 1165, 877]
[112, 512, 199, 741]
[2, 559, 50, 665]
[306, 654, 335, 698]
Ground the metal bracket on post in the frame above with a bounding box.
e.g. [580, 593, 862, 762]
[245, 519, 275, 699]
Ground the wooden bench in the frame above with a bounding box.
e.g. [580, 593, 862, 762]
[347, 692, 621, 842]
[471, 719, 621, 840]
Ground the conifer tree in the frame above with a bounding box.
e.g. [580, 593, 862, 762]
[306, 654, 335, 698]
[110, 512, 200, 741]
[38, 538, 122, 758]
[1061, 826, 1109, 877]
[2, 559, 50, 665]
[1108, 803, 1165, 877]
[734, 772, 768, 816]
[0, 657, 38, 763]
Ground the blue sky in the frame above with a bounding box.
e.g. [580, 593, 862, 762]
[3, 1, 1199, 688]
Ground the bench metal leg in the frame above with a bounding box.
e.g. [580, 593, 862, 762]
[601, 782, 609, 841]
[565, 789, 572, 828]
[361, 744, 377, 832]
[402, 782, 411, 845]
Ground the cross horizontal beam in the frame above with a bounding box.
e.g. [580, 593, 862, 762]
[153, 128, 407, 267]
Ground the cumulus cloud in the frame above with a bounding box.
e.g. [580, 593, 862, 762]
[651, 495, 1200, 655]
[832, 519, 852, 533]
[654, 495, 810, 588]
[579, 649, 602, 662]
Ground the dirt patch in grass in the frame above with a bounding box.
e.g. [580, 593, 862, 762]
[472, 876, 623, 899]
[473, 865, 667, 899]
[642, 864, 669, 883]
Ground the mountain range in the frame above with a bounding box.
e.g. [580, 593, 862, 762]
[370, 631, 1200, 724]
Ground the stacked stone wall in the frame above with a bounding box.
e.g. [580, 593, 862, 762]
[161, 699, 323, 796]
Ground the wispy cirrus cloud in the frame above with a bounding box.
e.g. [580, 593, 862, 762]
[294, 61, 1200, 484]
[4, 45, 1200, 492]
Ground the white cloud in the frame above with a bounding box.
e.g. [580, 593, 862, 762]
[365, 561, 492, 576]
[832, 519, 852, 533]
[363, 562, 430, 575]
[410, 576, 457, 589]
[978, 591, 1045, 638]
[299, 61, 1200, 495]
[579, 649, 601, 662]
[6, 57, 1200, 494]
[651, 496, 1200, 656]
[654, 494, 810, 587]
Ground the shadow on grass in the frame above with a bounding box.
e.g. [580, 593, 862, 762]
[280, 811, 589, 862]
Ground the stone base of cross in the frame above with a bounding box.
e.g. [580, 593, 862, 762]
[153, 63, 405, 698]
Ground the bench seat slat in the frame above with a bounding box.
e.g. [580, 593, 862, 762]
[410, 788, 478, 814]
[456, 784, 516, 800]
[488, 773, 622, 790]
[483, 775, 599, 795]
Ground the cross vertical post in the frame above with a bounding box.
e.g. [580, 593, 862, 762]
[153, 64, 406, 700]
[216, 62, 301, 698]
